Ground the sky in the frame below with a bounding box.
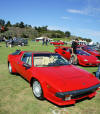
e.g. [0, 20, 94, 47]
[0, 0, 100, 42]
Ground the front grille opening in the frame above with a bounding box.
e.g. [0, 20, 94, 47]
[71, 91, 95, 99]
[96, 56, 100, 60]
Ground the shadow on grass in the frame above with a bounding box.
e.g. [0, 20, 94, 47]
[14, 73, 29, 83]
[11, 73, 95, 108]
[76, 64, 98, 68]
[45, 95, 95, 108]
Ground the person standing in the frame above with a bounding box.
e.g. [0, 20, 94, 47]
[71, 39, 78, 54]
[71, 39, 79, 64]
[45, 37, 48, 46]
[3, 36, 8, 47]
[42, 37, 45, 45]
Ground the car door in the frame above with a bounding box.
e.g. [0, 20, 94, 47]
[61, 48, 71, 60]
[17, 52, 33, 79]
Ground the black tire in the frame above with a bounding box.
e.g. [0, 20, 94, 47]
[75, 59, 79, 65]
[21, 43, 24, 46]
[8, 62, 13, 74]
[32, 80, 44, 100]
[69, 56, 75, 64]
[69, 56, 78, 65]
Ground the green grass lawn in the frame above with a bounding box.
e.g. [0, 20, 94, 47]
[0, 41, 100, 114]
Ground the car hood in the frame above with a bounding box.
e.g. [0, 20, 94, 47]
[78, 55, 98, 61]
[89, 51, 100, 56]
[33, 65, 100, 92]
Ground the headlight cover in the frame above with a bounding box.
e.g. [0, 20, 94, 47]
[84, 59, 88, 61]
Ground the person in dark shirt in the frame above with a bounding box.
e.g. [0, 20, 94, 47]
[71, 39, 79, 64]
[45, 37, 48, 45]
[71, 39, 78, 54]
[42, 36, 48, 46]
[42, 38, 45, 45]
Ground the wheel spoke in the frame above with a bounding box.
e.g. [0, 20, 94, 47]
[33, 81, 42, 98]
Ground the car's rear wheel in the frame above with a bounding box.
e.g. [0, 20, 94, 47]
[8, 63, 12, 74]
[8, 62, 17, 74]
[70, 56, 78, 65]
[32, 80, 44, 100]
[75, 59, 79, 65]
[69, 56, 74, 64]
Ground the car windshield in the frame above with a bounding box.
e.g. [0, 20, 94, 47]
[85, 46, 95, 51]
[76, 50, 91, 56]
[33, 53, 70, 67]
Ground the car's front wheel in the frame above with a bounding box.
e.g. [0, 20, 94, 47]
[32, 80, 44, 100]
[21, 43, 24, 46]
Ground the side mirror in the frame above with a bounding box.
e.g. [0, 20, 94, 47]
[23, 63, 31, 69]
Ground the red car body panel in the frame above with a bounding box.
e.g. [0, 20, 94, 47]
[8, 51, 100, 106]
[55, 46, 71, 60]
[78, 45, 100, 59]
[50, 41, 64, 45]
[55, 46, 100, 66]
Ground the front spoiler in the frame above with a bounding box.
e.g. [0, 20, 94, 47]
[55, 83, 100, 98]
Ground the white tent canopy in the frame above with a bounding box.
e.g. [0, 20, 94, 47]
[36, 37, 44, 40]
[35, 37, 53, 41]
[89, 41, 94, 45]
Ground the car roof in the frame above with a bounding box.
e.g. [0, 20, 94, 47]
[11, 50, 55, 56]
[22, 51, 54, 54]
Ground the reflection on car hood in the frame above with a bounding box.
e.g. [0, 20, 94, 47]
[33, 65, 99, 92]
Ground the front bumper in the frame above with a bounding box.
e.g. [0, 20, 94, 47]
[55, 83, 100, 98]
[80, 60, 100, 66]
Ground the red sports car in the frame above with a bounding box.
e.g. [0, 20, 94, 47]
[55, 46, 100, 66]
[8, 50, 100, 106]
[78, 45, 100, 60]
[50, 41, 64, 45]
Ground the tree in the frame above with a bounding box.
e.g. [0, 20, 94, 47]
[6, 21, 12, 27]
[0, 19, 8, 32]
[85, 38, 92, 42]
[0, 19, 5, 26]
[65, 31, 71, 37]
[19, 21, 25, 28]
[21, 32, 29, 38]
[34, 26, 48, 33]
[13, 22, 19, 27]
[28, 25, 32, 28]
[82, 38, 92, 42]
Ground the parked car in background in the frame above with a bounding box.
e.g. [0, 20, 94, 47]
[87, 45, 100, 52]
[12, 38, 28, 46]
[50, 41, 64, 45]
[78, 45, 100, 60]
[55, 46, 100, 66]
[8, 50, 100, 106]
[6, 38, 28, 47]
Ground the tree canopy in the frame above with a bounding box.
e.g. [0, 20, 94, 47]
[0, 19, 92, 42]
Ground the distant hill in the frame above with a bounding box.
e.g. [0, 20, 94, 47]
[0, 19, 92, 42]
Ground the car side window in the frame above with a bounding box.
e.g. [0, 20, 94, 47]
[21, 53, 32, 66]
[62, 48, 66, 51]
